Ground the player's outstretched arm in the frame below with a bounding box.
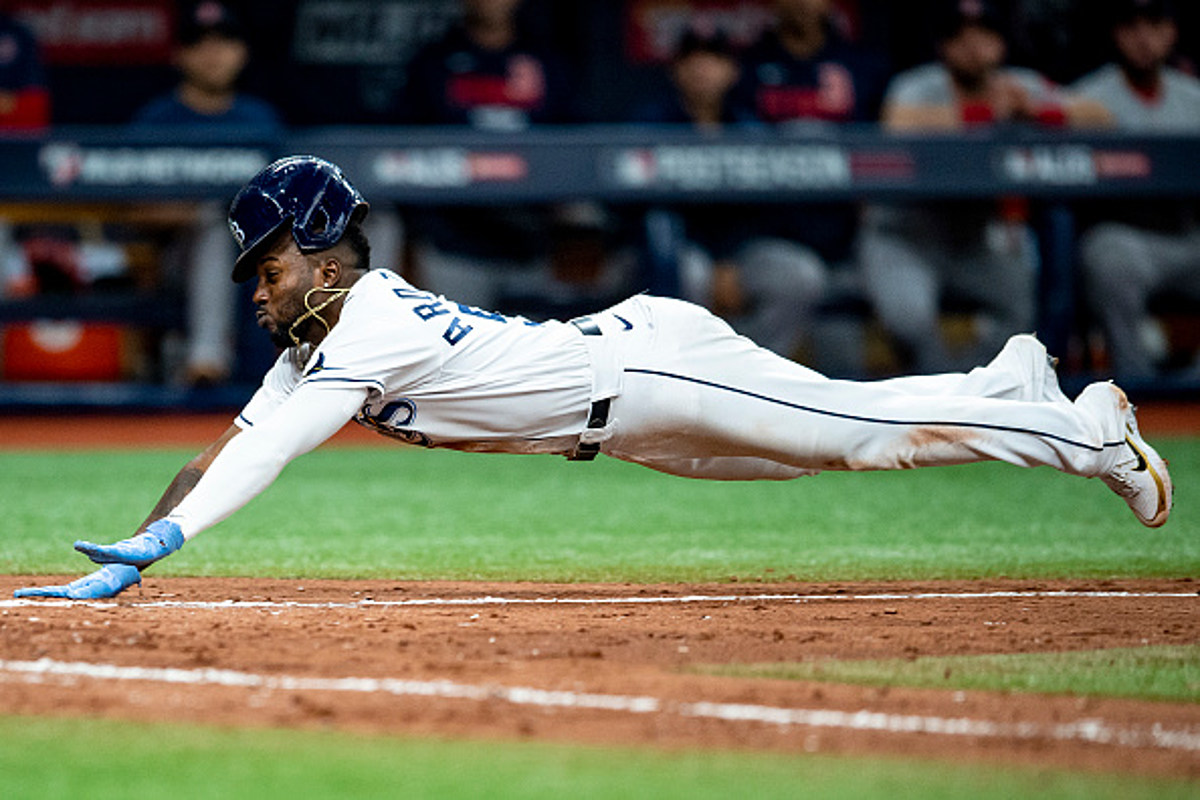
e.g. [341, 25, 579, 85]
[19, 386, 364, 599]
[136, 425, 244, 533]
[71, 425, 243, 569]
[140, 384, 367, 542]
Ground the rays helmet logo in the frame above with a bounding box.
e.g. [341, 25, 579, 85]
[229, 218, 246, 247]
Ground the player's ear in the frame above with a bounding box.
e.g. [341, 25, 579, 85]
[319, 258, 341, 289]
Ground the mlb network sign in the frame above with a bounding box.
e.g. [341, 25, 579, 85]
[39, 144, 270, 188]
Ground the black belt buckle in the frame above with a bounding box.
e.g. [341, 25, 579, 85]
[569, 397, 611, 461]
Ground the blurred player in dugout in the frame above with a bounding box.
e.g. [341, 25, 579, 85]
[631, 29, 817, 361]
[0, 9, 49, 299]
[726, 0, 890, 374]
[858, 0, 1110, 376]
[399, 0, 634, 317]
[1071, 0, 1200, 381]
[131, 1, 283, 386]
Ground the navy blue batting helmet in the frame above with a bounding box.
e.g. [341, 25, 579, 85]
[228, 155, 369, 283]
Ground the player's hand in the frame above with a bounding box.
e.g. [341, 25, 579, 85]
[75, 519, 184, 568]
[13, 564, 142, 600]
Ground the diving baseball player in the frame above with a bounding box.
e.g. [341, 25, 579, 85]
[16, 156, 1173, 600]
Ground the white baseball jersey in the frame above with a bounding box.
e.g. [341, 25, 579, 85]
[1071, 64, 1200, 131]
[237, 269, 604, 455]
[885, 62, 1060, 109]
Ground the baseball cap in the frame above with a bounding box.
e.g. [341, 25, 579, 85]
[1112, 0, 1176, 24]
[674, 28, 736, 61]
[179, 1, 245, 45]
[936, 0, 1005, 41]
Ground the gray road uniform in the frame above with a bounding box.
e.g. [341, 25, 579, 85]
[1070, 64, 1200, 379]
[859, 64, 1055, 373]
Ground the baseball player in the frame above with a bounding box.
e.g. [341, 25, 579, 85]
[16, 156, 1173, 600]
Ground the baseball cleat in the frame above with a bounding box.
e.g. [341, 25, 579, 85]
[1092, 385, 1173, 528]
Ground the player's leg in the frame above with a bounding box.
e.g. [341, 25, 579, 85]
[873, 333, 1066, 404]
[1080, 223, 1159, 380]
[185, 201, 237, 383]
[945, 221, 1038, 368]
[616, 454, 816, 481]
[602, 297, 1123, 479]
[860, 223, 950, 373]
[731, 237, 828, 357]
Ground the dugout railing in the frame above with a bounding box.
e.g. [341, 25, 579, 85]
[0, 125, 1196, 409]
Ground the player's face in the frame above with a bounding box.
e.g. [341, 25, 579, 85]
[251, 234, 322, 348]
[1114, 17, 1177, 73]
[176, 34, 248, 95]
[673, 52, 740, 108]
[775, 0, 829, 31]
[940, 25, 1006, 89]
[464, 0, 521, 27]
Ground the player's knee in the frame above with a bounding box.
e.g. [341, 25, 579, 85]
[1079, 225, 1146, 289]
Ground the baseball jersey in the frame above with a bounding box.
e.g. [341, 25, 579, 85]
[1070, 64, 1200, 232]
[1070, 64, 1200, 130]
[131, 93, 284, 133]
[401, 26, 576, 264]
[727, 30, 888, 263]
[236, 269, 596, 454]
[734, 30, 888, 124]
[885, 63, 1060, 113]
[401, 26, 576, 129]
[0, 15, 47, 129]
[872, 63, 1062, 237]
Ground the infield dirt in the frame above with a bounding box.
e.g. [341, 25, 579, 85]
[2, 577, 1198, 779]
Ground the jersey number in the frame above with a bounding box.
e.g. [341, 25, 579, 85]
[394, 288, 531, 346]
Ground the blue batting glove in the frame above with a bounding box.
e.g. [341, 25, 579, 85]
[14, 564, 142, 600]
[74, 519, 184, 568]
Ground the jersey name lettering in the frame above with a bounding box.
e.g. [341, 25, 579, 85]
[391, 286, 535, 345]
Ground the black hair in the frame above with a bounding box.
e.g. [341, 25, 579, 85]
[338, 221, 371, 273]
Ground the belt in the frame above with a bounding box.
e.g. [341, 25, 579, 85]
[569, 316, 609, 461]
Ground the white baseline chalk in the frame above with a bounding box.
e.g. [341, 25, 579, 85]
[1, 657, 1198, 753]
[1, 590, 1196, 611]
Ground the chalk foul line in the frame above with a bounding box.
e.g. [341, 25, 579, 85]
[1, 657, 1198, 753]
[1, 590, 1196, 611]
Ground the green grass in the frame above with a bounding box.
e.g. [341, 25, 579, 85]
[1, 437, 1197, 581]
[695, 645, 1200, 703]
[3, 715, 1196, 800]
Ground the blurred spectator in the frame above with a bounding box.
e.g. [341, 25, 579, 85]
[0, 9, 47, 132]
[0, 8, 48, 311]
[132, 1, 280, 132]
[131, 1, 282, 386]
[399, 0, 628, 314]
[728, 0, 890, 367]
[403, 0, 575, 129]
[633, 28, 821, 358]
[859, 0, 1109, 374]
[635, 28, 757, 127]
[1071, 0, 1200, 380]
